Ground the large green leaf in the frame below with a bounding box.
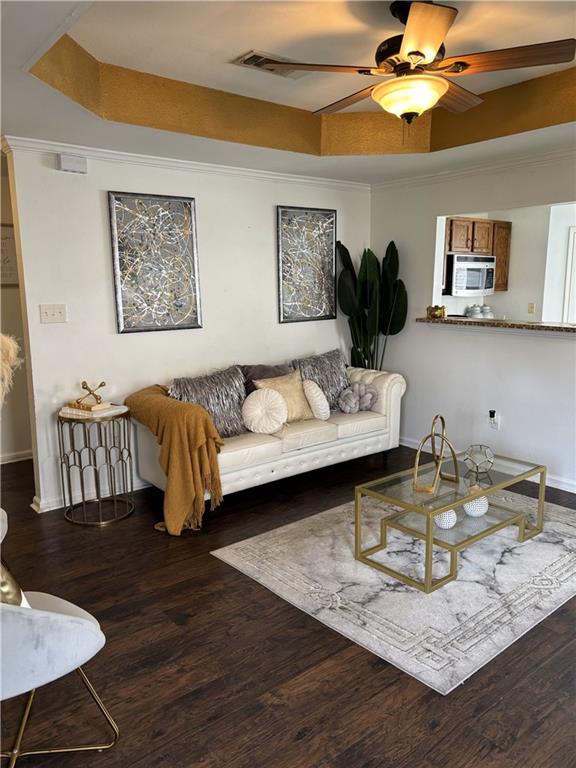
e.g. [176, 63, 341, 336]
[336, 241, 356, 285]
[388, 279, 408, 335]
[379, 264, 394, 334]
[338, 269, 361, 317]
[366, 288, 380, 339]
[357, 248, 380, 310]
[382, 241, 399, 283]
[350, 346, 365, 367]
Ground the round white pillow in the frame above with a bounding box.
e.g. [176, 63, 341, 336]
[303, 379, 330, 421]
[242, 388, 288, 434]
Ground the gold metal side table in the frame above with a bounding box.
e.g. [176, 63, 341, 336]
[57, 407, 134, 526]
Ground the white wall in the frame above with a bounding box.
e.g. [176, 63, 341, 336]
[6, 141, 370, 510]
[543, 203, 576, 322]
[371, 154, 576, 491]
[1, 173, 32, 463]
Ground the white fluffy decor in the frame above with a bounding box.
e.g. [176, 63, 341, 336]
[0, 334, 21, 407]
[242, 388, 288, 434]
[303, 380, 330, 421]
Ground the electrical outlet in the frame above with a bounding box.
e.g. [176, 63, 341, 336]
[528, 302, 536, 315]
[39, 304, 67, 323]
[488, 410, 501, 430]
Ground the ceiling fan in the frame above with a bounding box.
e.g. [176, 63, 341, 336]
[256, 0, 576, 123]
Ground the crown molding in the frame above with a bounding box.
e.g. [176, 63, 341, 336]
[1, 135, 370, 192]
[3, 135, 574, 192]
[371, 147, 576, 191]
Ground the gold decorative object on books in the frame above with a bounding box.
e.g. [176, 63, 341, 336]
[413, 414, 459, 493]
[69, 380, 111, 412]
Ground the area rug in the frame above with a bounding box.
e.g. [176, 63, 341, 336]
[212, 491, 576, 694]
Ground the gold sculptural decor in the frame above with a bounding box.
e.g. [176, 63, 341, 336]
[68, 380, 111, 412]
[426, 305, 447, 319]
[413, 414, 459, 493]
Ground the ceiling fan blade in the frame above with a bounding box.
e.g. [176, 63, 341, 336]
[436, 38, 576, 76]
[437, 78, 483, 113]
[314, 85, 377, 114]
[399, 2, 458, 65]
[260, 59, 389, 76]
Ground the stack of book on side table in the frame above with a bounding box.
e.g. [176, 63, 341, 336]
[59, 401, 128, 419]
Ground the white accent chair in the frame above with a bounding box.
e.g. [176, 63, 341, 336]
[0, 512, 119, 766]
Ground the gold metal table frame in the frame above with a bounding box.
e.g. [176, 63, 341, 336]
[354, 454, 546, 593]
[57, 409, 134, 526]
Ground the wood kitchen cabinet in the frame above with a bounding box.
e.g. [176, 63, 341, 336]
[446, 217, 494, 254]
[444, 216, 512, 293]
[471, 219, 493, 254]
[448, 218, 474, 252]
[493, 220, 512, 292]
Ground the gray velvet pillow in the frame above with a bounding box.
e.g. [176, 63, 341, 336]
[241, 363, 294, 395]
[294, 349, 348, 410]
[169, 365, 246, 438]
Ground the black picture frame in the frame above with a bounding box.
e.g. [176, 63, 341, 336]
[108, 191, 202, 333]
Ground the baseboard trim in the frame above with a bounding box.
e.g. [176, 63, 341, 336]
[1, 450, 33, 465]
[31, 479, 152, 514]
[399, 437, 576, 494]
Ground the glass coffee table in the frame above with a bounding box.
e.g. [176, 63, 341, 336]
[355, 454, 546, 593]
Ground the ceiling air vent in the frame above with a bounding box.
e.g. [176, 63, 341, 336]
[231, 50, 308, 80]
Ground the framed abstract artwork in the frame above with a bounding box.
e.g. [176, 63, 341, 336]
[1, 225, 18, 286]
[108, 192, 202, 333]
[277, 206, 337, 323]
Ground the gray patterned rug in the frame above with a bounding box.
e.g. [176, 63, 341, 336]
[212, 491, 576, 694]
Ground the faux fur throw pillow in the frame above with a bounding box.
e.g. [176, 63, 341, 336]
[294, 349, 348, 411]
[338, 382, 378, 414]
[169, 365, 246, 438]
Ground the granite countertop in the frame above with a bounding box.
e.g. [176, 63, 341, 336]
[416, 317, 576, 333]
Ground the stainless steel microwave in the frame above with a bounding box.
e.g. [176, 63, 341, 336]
[449, 255, 495, 297]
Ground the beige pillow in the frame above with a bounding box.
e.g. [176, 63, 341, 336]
[303, 380, 330, 421]
[242, 389, 288, 434]
[254, 370, 313, 423]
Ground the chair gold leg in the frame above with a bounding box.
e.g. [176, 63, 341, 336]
[0, 667, 119, 765]
[0, 689, 36, 768]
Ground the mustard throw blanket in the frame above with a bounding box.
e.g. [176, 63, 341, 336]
[125, 385, 224, 536]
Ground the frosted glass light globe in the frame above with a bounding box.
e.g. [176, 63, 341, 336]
[371, 75, 449, 122]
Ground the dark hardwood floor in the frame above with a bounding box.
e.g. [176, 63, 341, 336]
[1, 450, 575, 768]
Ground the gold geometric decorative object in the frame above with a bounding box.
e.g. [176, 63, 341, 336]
[413, 414, 459, 493]
[69, 380, 108, 411]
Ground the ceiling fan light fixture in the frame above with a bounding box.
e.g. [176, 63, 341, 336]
[371, 74, 449, 122]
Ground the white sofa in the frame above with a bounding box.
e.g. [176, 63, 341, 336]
[135, 368, 406, 497]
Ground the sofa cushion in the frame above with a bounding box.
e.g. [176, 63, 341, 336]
[169, 365, 245, 438]
[294, 349, 348, 410]
[219, 433, 282, 472]
[303, 380, 330, 421]
[242, 389, 288, 434]
[241, 363, 294, 395]
[254, 370, 313, 423]
[338, 383, 379, 414]
[275, 420, 338, 453]
[327, 411, 388, 439]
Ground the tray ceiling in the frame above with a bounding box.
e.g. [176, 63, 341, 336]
[68, 1, 576, 112]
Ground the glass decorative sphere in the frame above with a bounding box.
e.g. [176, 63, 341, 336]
[463, 444, 494, 474]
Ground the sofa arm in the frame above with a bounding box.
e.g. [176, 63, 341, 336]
[346, 368, 407, 448]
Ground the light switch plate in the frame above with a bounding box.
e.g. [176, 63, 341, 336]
[39, 304, 67, 323]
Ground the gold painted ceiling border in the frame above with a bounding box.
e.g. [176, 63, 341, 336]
[31, 35, 576, 157]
